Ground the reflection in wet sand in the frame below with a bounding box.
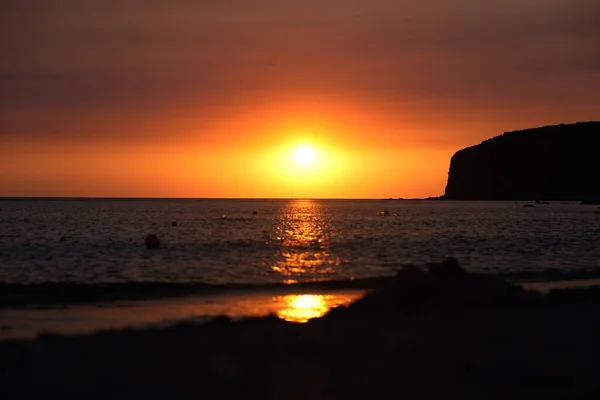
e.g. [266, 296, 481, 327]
[0, 290, 364, 340]
[269, 200, 340, 282]
[276, 294, 355, 323]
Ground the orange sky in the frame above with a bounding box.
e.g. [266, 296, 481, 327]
[1, 1, 599, 198]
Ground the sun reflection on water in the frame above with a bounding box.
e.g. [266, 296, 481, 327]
[269, 200, 340, 281]
[276, 294, 353, 323]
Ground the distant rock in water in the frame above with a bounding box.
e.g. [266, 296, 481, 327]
[442, 122, 600, 200]
[24, 218, 29, 222]
[171, 221, 178, 227]
[145, 234, 160, 249]
[523, 204, 536, 208]
[252, 211, 257, 215]
[378, 210, 390, 216]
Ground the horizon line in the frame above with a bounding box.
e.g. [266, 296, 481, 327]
[0, 196, 435, 201]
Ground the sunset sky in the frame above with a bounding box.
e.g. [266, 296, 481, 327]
[1, 0, 598, 198]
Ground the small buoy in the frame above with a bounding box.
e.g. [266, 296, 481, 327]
[47, 256, 53, 261]
[252, 211, 257, 215]
[59, 236, 68, 242]
[24, 218, 29, 222]
[171, 221, 178, 227]
[145, 234, 160, 249]
[379, 210, 390, 216]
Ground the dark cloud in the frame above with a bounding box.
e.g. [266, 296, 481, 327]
[1, 0, 598, 139]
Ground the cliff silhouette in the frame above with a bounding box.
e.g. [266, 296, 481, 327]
[443, 121, 600, 201]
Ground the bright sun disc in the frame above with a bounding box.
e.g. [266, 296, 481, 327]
[292, 145, 316, 165]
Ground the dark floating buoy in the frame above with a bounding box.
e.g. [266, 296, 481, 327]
[252, 211, 258, 215]
[47, 256, 53, 261]
[171, 221, 178, 227]
[145, 234, 160, 249]
[59, 236, 68, 242]
[378, 210, 390, 216]
[24, 218, 29, 222]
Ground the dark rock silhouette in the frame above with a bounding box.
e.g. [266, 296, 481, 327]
[523, 204, 536, 208]
[23, 218, 28, 222]
[144, 234, 160, 249]
[171, 221, 178, 227]
[252, 211, 257, 215]
[428, 257, 468, 278]
[59, 236, 68, 242]
[443, 122, 600, 200]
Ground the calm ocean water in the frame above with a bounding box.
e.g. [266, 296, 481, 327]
[1, 199, 599, 285]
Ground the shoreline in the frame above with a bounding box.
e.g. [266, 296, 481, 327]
[2, 260, 600, 341]
[3, 277, 600, 341]
[4, 265, 600, 308]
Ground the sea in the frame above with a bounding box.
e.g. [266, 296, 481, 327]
[1, 198, 600, 338]
[1, 198, 600, 285]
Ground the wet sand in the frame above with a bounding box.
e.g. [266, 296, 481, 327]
[0, 290, 363, 340]
[2, 259, 600, 399]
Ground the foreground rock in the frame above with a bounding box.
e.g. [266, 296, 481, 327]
[2, 259, 600, 399]
[443, 121, 600, 200]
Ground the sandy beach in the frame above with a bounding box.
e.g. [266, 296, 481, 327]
[2, 259, 600, 399]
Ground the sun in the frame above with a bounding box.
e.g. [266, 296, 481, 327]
[291, 145, 317, 165]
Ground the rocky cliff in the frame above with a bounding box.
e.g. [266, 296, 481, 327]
[443, 121, 600, 200]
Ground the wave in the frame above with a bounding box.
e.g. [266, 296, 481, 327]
[3, 266, 600, 307]
[0, 277, 392, 308]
